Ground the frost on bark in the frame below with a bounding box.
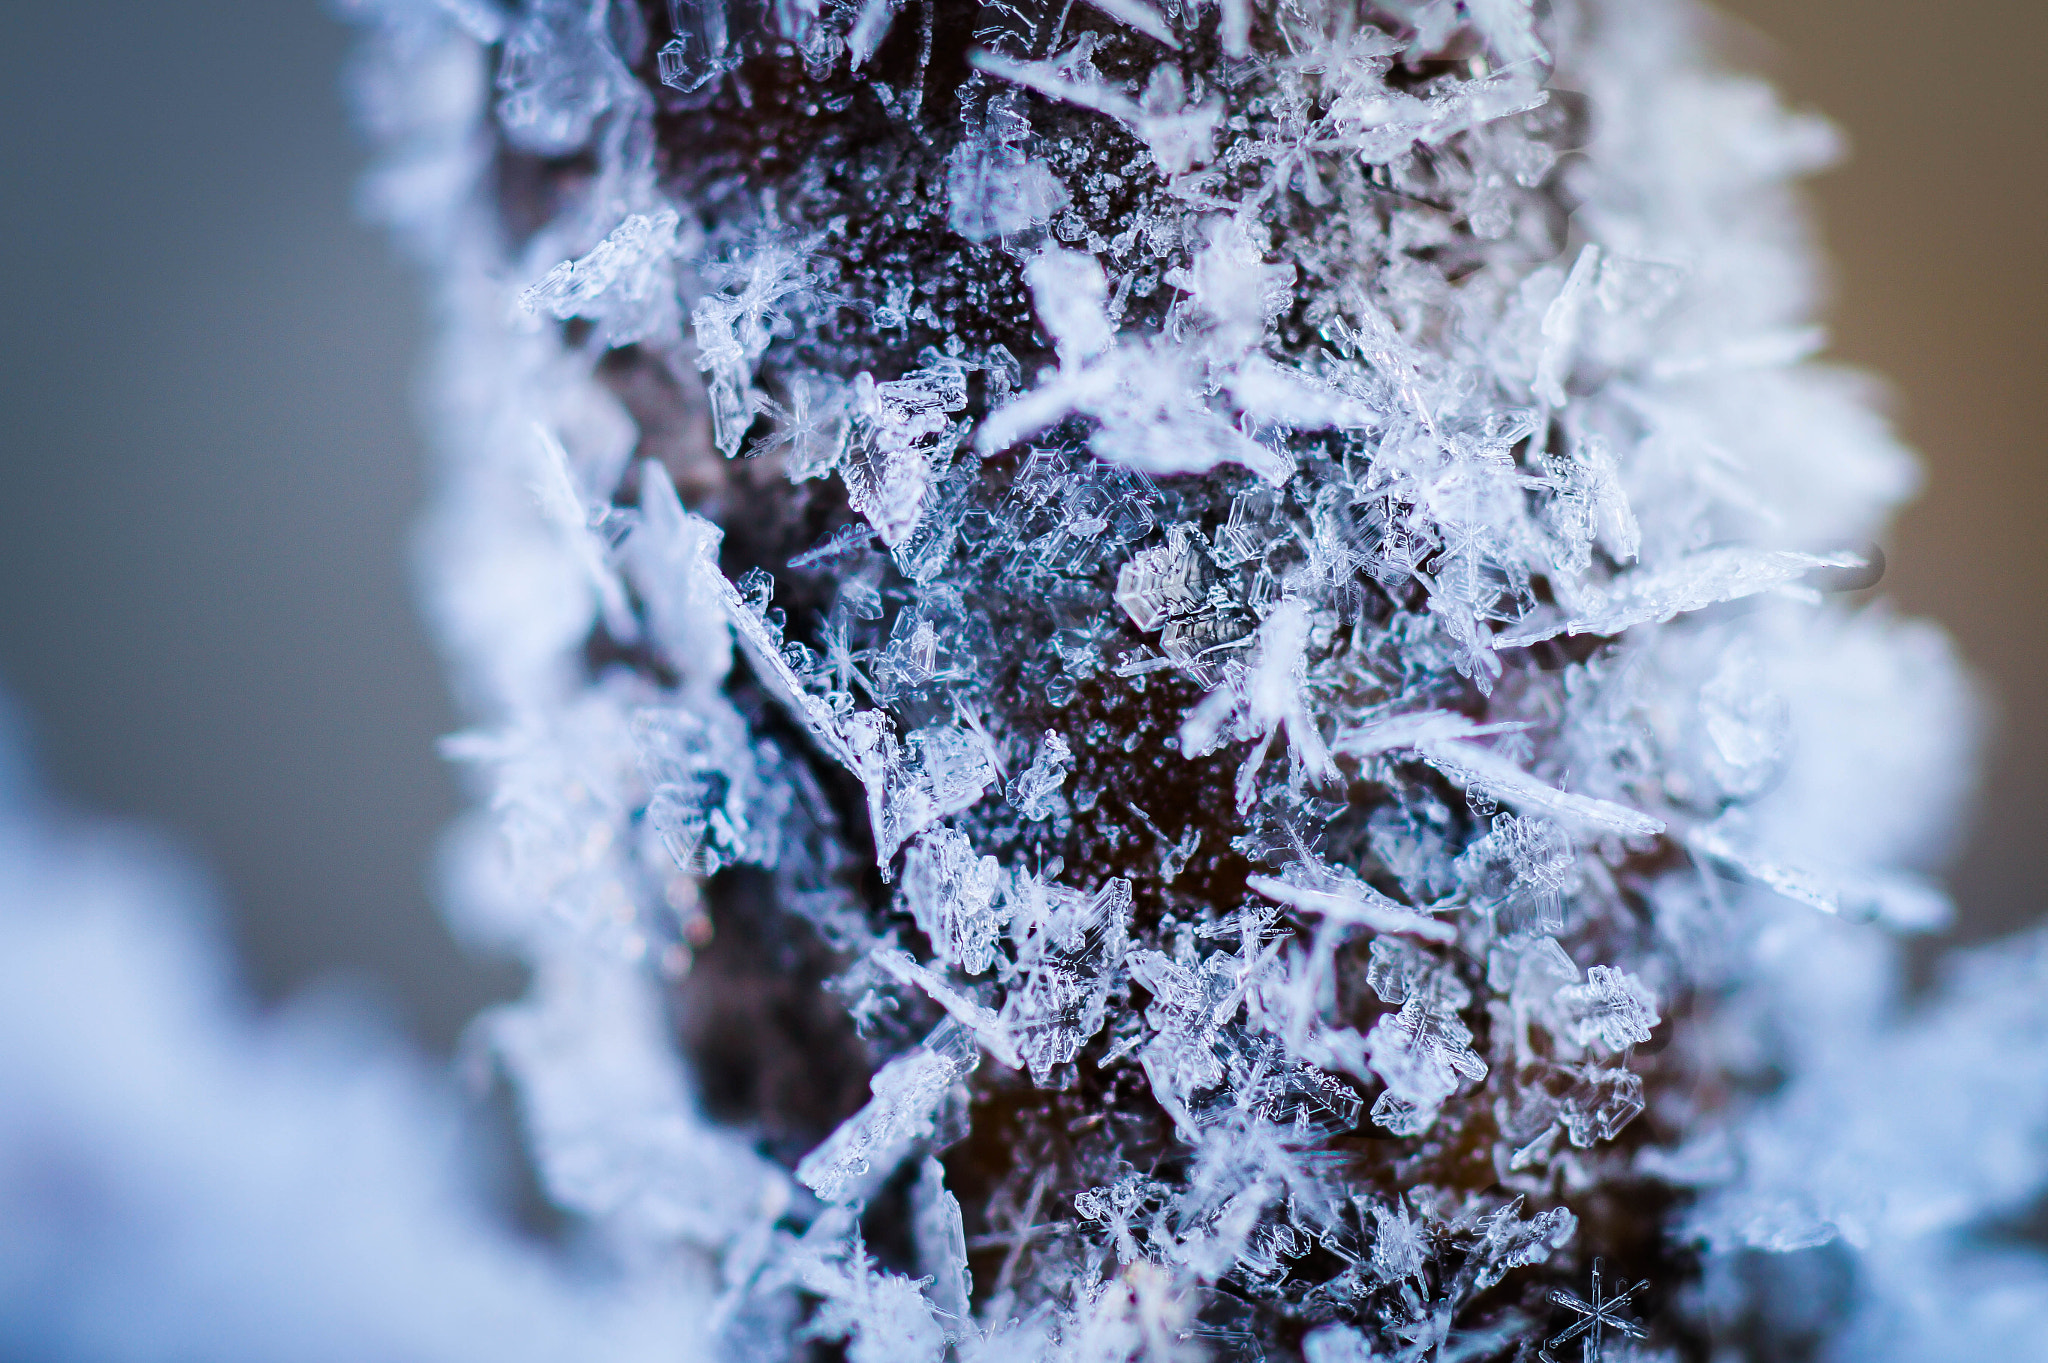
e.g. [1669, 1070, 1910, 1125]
[344, 0, 1993, 1358]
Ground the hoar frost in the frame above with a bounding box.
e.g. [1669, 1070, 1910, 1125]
[340, 0, 2027, 1358]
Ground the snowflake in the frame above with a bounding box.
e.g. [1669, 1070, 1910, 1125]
[1542, 1259, 1649, 1363]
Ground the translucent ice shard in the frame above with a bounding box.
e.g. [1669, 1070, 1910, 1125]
[1246, 867, 1456, 944]
[1558, 965, 1661, 1052]
[797, 1019, 979, 1205]
[1495, 548, 1860, 648]
[1002, 876, 1131, 1084]
[1005, 730, 1073, 822]
[656, 0, 735, 93]
[901, 827, 1004, 974]
[521, 210, 684, 348]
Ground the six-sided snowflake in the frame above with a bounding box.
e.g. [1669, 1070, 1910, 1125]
[1542, 1259, 1648, 1362]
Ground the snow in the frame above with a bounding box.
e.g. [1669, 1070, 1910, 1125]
[329, 0, 2018, 1356]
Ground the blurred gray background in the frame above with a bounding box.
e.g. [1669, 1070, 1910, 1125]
[0, 0, 515, 1050]
[0, 0, 2039, 1055]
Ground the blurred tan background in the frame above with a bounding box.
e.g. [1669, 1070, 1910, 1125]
[1715, 0, 2048, 941]
[0, 0, 2038, 1058]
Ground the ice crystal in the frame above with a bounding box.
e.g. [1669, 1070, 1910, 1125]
[1543, 1259, 1648, 1363]
[338, 0, 2034, 1358]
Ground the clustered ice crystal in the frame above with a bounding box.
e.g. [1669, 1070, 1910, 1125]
[339, 0, 2045, 1357]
